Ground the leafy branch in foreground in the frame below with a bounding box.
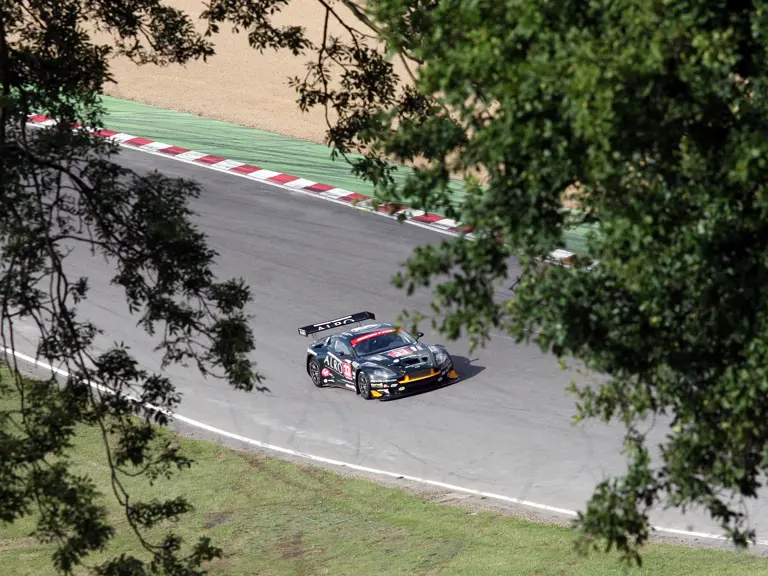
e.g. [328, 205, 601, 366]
[6, 0, 767, 572]
[218, 0, 768, 566]
[366, 0, 768, 565]
[1, 1, 265, 574]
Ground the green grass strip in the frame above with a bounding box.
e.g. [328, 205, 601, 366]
[98, 96, 465, 199]
[1, 370, 765, 575]
[96, 96, 594, 255]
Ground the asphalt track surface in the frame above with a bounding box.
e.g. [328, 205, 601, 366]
[11, 145, 768, 543]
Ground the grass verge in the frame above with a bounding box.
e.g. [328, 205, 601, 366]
[1, 371, 766, 576]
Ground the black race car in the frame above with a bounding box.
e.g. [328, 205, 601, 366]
[299, 311, 460, 399]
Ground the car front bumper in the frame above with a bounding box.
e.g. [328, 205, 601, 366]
[369, 364, 460, 398]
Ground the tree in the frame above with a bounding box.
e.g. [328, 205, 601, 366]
[0, 1, 266, 574]
[243, 0, 768, 564]
[5, 0, 768, 572]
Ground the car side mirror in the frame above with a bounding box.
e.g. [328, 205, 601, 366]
[417, 332, 424, 339]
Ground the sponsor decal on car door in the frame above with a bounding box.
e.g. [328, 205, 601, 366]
[327, 352, 354, 383]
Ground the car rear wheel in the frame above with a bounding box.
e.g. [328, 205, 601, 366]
[308, 359, 324, 388]
[357, 372, 372, 400]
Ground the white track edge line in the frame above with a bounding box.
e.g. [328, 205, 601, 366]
[5, 347, 767, 547]
[21, 121, 768, 547]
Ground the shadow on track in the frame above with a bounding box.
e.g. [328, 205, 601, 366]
[451, 355, 486, 381]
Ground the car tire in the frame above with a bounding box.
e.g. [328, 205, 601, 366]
[308, 359, 324, 388]
[357, 372, 372, 400]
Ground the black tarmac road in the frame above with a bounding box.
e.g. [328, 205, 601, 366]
[10, 146, 768, 543]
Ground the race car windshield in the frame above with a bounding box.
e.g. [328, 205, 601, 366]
[351, 328, 417, 355]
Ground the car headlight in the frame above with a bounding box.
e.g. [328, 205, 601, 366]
[430, 347, 449, 365]
[371, 368, 397, 381]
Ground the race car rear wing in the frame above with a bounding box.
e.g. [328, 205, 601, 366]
[298, 311, 376, 339]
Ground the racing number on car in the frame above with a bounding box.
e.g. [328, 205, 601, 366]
[327, 354, 354, 380]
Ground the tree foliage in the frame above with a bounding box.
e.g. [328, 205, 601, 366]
[0, 1, 264, 574]
[257, 0, 768, 564]
[5, 0, 768, 572]
[214, 0, 768, 563]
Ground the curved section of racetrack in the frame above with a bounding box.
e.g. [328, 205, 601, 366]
[11, 147, 768, 543]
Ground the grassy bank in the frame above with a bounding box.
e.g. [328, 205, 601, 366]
[0, 374, 765, 575]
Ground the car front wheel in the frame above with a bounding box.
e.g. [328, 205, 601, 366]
[357, 372, 372, 400]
